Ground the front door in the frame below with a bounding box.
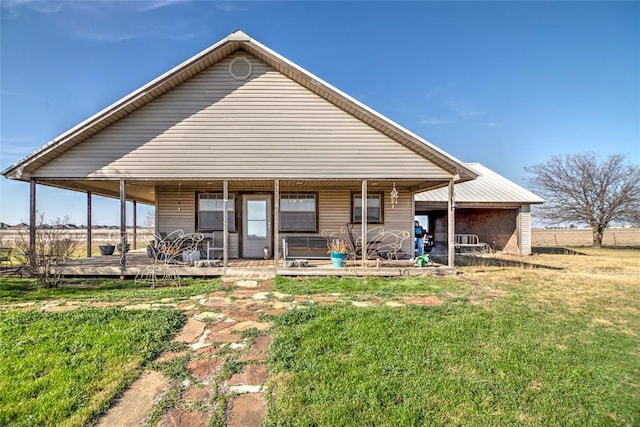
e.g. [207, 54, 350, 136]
[242, 195, 272, 258]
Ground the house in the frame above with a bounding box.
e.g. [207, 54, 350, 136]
[415, 163, 544, 255]
[2, 30, 478, 271]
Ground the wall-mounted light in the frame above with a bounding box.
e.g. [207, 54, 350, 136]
[390, 183, 399, 208]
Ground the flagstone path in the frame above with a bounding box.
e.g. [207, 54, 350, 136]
[28, 277, 445, 426]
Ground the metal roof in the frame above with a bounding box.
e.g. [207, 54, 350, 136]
[3, 30, 477, 184]
[415, 163, 544, 204]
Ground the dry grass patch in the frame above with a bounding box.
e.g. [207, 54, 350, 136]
[458, 248, 640, 336]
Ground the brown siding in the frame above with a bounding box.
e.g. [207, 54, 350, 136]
[33, 53, 451, 180]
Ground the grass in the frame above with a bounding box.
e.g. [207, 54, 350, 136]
[0, 277, 222, 304]
[266, 248, 640, 426]
[0, 307, 185, 427]
[273, 275, 465, 297]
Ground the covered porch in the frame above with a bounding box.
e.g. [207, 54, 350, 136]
[47, 250, 455, 278]
[18, 176, 460, 277]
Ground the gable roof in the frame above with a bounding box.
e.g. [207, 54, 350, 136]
[415, 163, 544, 204]
[3, 30, 476, 183]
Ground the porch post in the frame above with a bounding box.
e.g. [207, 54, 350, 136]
[29, 178, 36, 270]
[223, 179, 229, 268]
[120, 180, 127, 270]
[87, 192, 92, 258]
[132, 200, 137, 250]
[361, 180, 368, 267]
[447, 179, 455, 268]
[273, 179, 280, 269]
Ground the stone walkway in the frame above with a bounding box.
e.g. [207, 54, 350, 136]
[29, 277, 444, 426]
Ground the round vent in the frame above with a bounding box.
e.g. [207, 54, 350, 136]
[229, 57, 252, 80]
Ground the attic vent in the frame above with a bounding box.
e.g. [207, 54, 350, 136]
[229, 57, 252, 80]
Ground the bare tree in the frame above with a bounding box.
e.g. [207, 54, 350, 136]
[15, 214, 82, 288]
[525, 153, 640, 248]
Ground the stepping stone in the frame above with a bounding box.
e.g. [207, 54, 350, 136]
[228, 384, 264, 394]
[191, 329, 211, 350]
[251, 292, 270, 301]
[194, 311, 224, 321]
[229, 364, 267, 386]
[232, 289, 259, 299]
[271, 301, 293, 310]
[239, 353, 267, 362]
[351, 301, 371, 307]
[271, 291, 291, 300]
[227, 321, 271, 333]
[158, 408, 209, 427]
[95, 370, 166, 427]
[207, 331, 239, 344]
[385, 301, 405, 307]
[264, 308, 286, 316]
[174, 318, 206, 343]
[209, 320, 238, 332]
[308, 296, 336, 303]
[251, 335, 272, 352]
[203, 296, 232, 308]
[402, 296, 443, 306]
[235, 280, 259, 288]
[220, 308, 261, 322]
[183, 386, 211, 405]
[227, 393, 266, 427]
[124, 303, 151, 310]
[187, 358, 221, 380]
[91, 301, 126, 308]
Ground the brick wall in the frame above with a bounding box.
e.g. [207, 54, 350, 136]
[432, 208, 519, 253]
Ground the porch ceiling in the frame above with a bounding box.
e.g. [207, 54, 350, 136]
[36, 178, 452, 204]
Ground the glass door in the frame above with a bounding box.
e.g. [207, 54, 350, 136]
[242, 195, 271, 258]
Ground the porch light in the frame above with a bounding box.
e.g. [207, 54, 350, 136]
[390, 183, 399, 208]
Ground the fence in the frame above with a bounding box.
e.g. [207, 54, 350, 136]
[0, 229, 155, 246]
[532, 228, 640, 247]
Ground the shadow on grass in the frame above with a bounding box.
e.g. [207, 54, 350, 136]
[532, 246, 587, 255]
[431, 254, 565, 270]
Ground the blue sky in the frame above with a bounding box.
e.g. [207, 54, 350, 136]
[1, 0, 638, 226]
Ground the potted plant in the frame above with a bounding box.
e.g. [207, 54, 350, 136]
[328, 239, 348, 267]
[98, 243, 115, 256]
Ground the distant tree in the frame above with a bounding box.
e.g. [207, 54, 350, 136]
[525, 153, 640, 248]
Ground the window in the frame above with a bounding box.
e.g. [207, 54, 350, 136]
[198, 193, 235, 231]
[352, 192, 383, 223]
[280, 193, 317, 232]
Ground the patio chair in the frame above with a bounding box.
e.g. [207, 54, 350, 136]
[136, 230, 205, 287]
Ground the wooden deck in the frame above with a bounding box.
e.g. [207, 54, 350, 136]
[0, 250, 455, 278]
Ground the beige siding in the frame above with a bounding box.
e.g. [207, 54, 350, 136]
[518, 205, 532, 255]
[34, 53, 451, 180]
[157, 185, 239, 258]
[158, 184, 414, 257]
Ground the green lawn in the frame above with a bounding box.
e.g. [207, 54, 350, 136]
[267, 303, 638, 426]
[274, 275, 465, 297]
[267, 250, 640, 426]
[0, 277, 222, 303]
[0, 308, 185, 427]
